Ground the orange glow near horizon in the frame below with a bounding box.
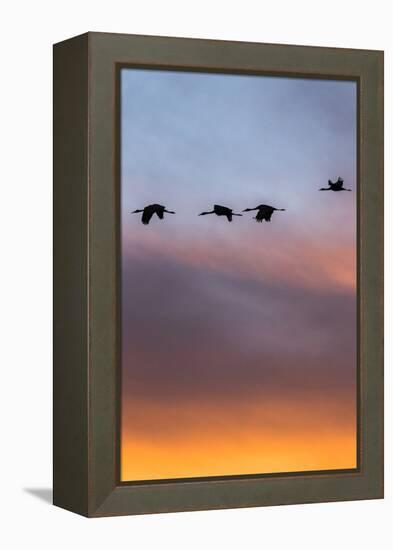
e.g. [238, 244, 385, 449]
[121, 395, 357, 481]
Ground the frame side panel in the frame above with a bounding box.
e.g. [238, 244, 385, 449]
[53, 33, 89, 516]
[359, 52, 384, 496]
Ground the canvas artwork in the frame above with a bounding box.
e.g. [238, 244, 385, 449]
[119, 68, 357, 482]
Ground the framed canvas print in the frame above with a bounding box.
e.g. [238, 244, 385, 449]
[53, 32, 383, 517]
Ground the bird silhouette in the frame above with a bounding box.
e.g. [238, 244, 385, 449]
[243, 204, 285, 223]
[132, 204, 175, 225]
[319, 177, 351, 192]
[198, 204, 242, 222]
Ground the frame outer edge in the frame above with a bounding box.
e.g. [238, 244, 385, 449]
[360, 50, 384, 498]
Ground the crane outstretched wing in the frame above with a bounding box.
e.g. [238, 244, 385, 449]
[255, 206, 274, 222]
[141, 208, 154, 225]
[261, 205, 274, 216]
[255, 210, 270, 222]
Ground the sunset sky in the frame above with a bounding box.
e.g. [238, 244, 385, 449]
[120, 68, 357, 481]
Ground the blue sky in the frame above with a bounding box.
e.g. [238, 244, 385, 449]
[121, 69, 356, 235]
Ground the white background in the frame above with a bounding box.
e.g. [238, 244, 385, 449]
[0, 1, 391, 548]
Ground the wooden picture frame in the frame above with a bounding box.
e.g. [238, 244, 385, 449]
[53, 32, 383, 517]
